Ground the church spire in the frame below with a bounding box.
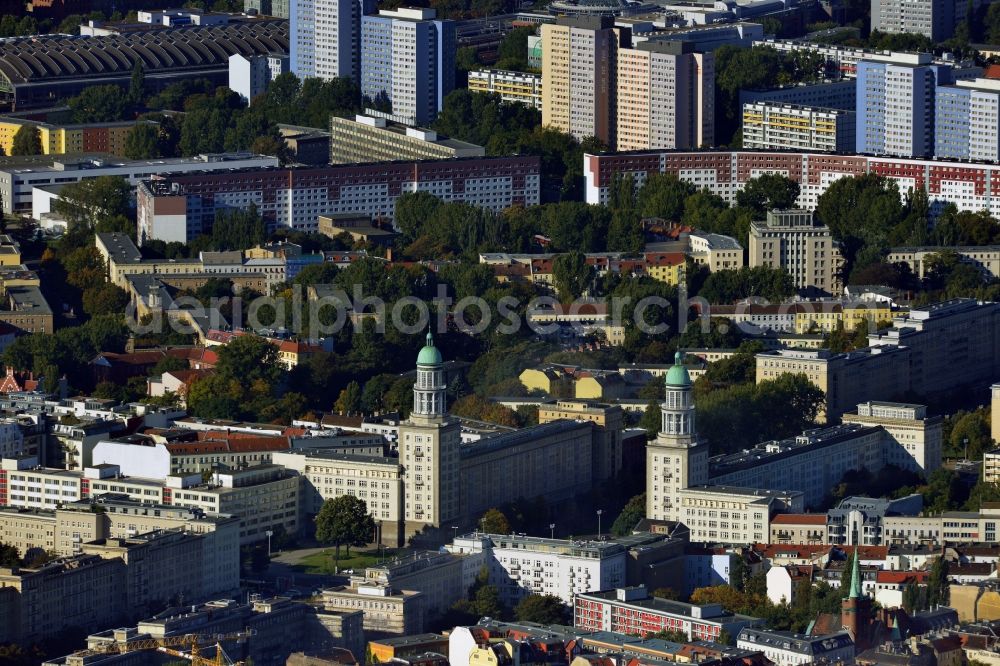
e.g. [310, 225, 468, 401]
[849, 549, 862, 599]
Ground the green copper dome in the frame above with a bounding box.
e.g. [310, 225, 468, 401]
[417, 331, 443, 366]
[665, 351, 691, 387]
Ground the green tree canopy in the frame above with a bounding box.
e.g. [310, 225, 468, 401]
[514, 594, 568, 624]
[480, 508, 512, 534]
[552, 251, 594, 301]
[315, 495, 376, 563]
[10, 125, 41, 156]
[69, 84, 129, 123]
[735, 174, 801, 217]
[610, 493, 646, 536]
[124, 123, 162, 160]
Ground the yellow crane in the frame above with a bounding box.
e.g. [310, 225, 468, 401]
[95, 630, 255, 665]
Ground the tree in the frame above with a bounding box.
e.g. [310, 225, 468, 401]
[128, 60, 145, 105]
[69, 85, 129, 123]
[735, 174, 801, 217]
[215, 334, 282, 387]
[697, 266, 796, 304]
[816, 174, 905, 273]
[334, 380, 361, 415]
[480, 508, 511, 534]
[124, 123, 162, 159]
[611, 493, 646, 536]
[211, 204, 266, 251]
[82, 284, 129, 317]
[636, 173, 695, 220]
[10, 125, 41, 156]
[514, 594, 567, 624]
[927, 555, 949, 607]
[315, 495, 376, 564]
[552, 251, 593, 301]
[52, 176, 133, 240]
[0, 542, 19, 567]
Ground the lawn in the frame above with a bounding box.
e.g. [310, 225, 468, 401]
[294, 548, 406, 574]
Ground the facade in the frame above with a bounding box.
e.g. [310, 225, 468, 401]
[360, 8, 455, 126]
[228, 52, 289, 104]
[748, 209, 841, 295]
[542, 16, 618, 146]
[448, 533, 627, 607]
[291, 0, 370, 80]
[615, 41, 713, 151]
[737, 629, 854, 666]
[840, 401, 942, 474]
[871, 0, 971, 41]
[741, 102, 855, 152]
[935, 79, 1000, 161]
[467, 69, 543, 109]
[753, 39, 964, 80]
[0, 153, 279, 215]
[0, 117, 148, 158]
[856, 56, 952, 158]
[887, 246, 1000, 280]
[328, 115, 484, 164]
[687, 231, 744, 272]
[755, 347, 912, 420]
[574, 586, 761, 642]
[739, 80, 857, 110]
[583, 150, 1000, 216]
[323, 584, 425, 637]
[537, 399, 623, 481]
[134, 156, 541, 233]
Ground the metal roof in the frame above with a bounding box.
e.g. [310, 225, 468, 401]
[0, 21, 287, 86]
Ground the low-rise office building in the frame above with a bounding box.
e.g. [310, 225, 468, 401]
[737, 629, 854, 666]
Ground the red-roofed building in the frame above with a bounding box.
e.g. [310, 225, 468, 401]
[0, 366, 41, 393]
[643, 252, 687, 285]
[204, 330, 322, 368]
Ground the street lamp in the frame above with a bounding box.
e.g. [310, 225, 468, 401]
[550, 523, 556, 540]
[265, 530, 273, 557]
[596, 510, 603, 538]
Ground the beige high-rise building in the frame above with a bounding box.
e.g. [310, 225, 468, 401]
[841, 401, 942, 474]
[646, 352, 709, 523]
[541, 16, 618, 146]
[749, 209, 842, 295]
[397, 333, 461, 538]
[537, 399, 624, 481]
[616, 41, 714, 152]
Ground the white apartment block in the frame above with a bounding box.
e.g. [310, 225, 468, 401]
[749, 209, 841, 295]
[616, 41, 714, 151]
[447, 533, 627, 607]
[1, 456, 81, 510]
[272, 449, 403, 525]
[687, 231, 744, 272]
[935, 79, 1000, 161]
[676, 486, 804, 544]
[737, 629, 855, 666]
[871, 0, 982, 41]
[841, 401, 942, 474]
[742, 102, 855, 153]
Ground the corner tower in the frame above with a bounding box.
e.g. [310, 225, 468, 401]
[398, 332, 461, 538]
[646, 351, 708, 523]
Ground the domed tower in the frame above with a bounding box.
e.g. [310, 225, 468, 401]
[412, 332, 447, 420]
[398, 331, 461, 538]
[646, 351, 708, 523]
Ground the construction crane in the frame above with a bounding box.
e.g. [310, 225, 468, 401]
[95, 630, 255, 665]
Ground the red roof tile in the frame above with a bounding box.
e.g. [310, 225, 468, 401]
[771, 514, 827, 525]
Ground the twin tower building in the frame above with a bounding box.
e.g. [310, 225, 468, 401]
[396, 334, 695, 542]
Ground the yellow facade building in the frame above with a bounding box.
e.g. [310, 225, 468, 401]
[0, 117, 146, 158]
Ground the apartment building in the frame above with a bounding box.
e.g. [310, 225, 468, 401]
[272, 448, 403, 541]
[616, 41, 713, 151]
[841, 401, 942, 474]
[537, 399, 624, 481]
[742, 102, 855, 152]
[737, 629, 854, 666]
[134, 156, 542, 234]
[887, 245, 1000, 280]
[754, 39, 965, 80]
[322, 583, 425, 637]
[676, 485, 804, 544]
[360, 7, 455, 126]
[468, 69, 542, 109]
[755, 346, 911, 420]
[0, 153, 278, 215]
[871, 0, 980, 41]
[228, 52, 289, 103]
[329, 115, 484, 164]
[0, 456, 82, 510]
[541, 16, 618, 146]
[856, 56, 952, 158]
[934, 78, 1000, 161]
[574, 586, 761, 642]
[583, 150, 1000, 216]
[740, 80, 856, 110]
[448, 533, 627, 607]
[291, 0, 369, 80]
[687, 231, 744, 272]
[748, 209, 842, 295]
[708, 300, 889, 336]
[883, 506, 1000, 545]
[0, 117, 148, 158]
